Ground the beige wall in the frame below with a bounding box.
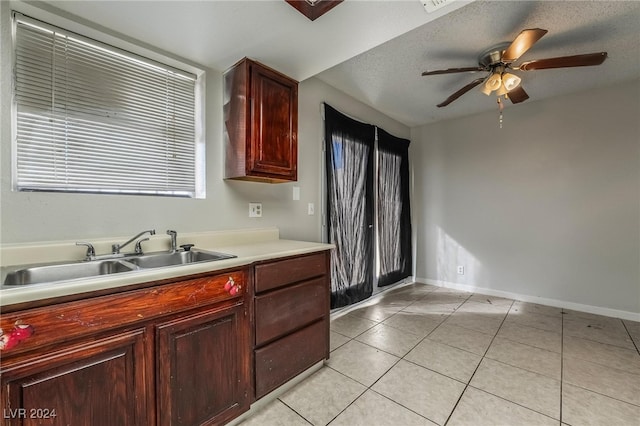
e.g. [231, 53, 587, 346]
[5, 1, 637, 317]
[0, 2, 409, 245]
[411, 79, 640, 314]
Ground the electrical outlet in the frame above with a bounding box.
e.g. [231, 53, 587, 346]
[293, 186, 300, 201]
[457, 265, 465, 275]
[249, 202, 262, 218]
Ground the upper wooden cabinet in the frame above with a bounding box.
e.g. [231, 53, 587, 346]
[224, 58, 298, 183]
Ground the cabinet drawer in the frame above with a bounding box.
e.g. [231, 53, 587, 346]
[255, 252, 327, 293]
[0, 271, 246, 358]
[254, 320, 327, 399]
[255, 277, 327, 346]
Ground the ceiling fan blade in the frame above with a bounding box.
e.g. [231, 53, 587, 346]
[501, 28, 548, 63]
[507, 85, 529, 104]
[422, 67, 484, 76]
[518, 52, 608, 71]
[437, 77, 485, 107]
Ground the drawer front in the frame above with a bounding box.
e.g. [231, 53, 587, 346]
[255, 252, 327, 293]
[0, 271, 246, 358]
[254, 319, 327, 399]
[255, 277, 327, 346]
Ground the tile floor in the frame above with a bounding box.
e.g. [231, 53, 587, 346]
[239, 283, 640, 426]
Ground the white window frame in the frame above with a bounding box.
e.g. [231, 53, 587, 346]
[11, 11, 206, 198]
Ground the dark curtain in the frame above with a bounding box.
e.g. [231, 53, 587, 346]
[377, 129, 412, 287]
[324, 104, 375, 309]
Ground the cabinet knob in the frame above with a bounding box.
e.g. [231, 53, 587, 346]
[224, 277, 241, 296]
[0, 323, 34, 351]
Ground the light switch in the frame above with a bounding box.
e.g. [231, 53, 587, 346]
[308, 203, 315, 215]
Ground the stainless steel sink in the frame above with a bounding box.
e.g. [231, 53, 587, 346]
[2, 249, 236, 287]
[124, 250, 236, 269]
[3, 259, 138, 286]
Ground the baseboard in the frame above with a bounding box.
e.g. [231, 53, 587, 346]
[415, 277, 640, 322]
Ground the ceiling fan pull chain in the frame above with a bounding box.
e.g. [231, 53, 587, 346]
[497, 97, 504, 128]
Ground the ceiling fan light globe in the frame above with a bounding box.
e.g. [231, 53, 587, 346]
[503, 73, 522, 91]
[480, 84, 493, 95]
[485, 73, 502, 92]
[497, 82, 509, 96]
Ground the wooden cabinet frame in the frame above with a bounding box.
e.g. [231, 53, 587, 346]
[224, 58, 298, 183]
[0, 249, 332, 424]
[0, 268, 251, 426]
[252, 251, 330, 400]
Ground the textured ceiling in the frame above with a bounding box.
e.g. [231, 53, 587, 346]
[23, 0, 640, 127]
[317, 0, 640, 126]
[33, 0, 468, 81]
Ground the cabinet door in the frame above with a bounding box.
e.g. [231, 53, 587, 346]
[250, 64, 298, 180]
[156, 302, 250, 426]
[0, 329, 149, 426]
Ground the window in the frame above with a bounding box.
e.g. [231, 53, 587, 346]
[13, 12, 204, 197]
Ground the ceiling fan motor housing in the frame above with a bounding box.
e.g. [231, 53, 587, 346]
[478, 42, 513, 69]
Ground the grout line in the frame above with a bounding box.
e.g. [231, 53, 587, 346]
[620, 320, 640, 356]
[324, 350, 403, 424]
[562, 331, 637, 351]
[369, 389, 439, 424]
[462, 384, 561, 423]
[328, 284, 638, 425]
[322, 376, 369, 425]
[443, 298, 514, 425]
[253, 284, 635, 425]
[560, 382, 640, 409]
[276, 398, 315, 425]
[492, 328, 562, 354]
[327, 287, 472, 424]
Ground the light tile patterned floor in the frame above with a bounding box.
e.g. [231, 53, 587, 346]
[239, 283, 640, 425]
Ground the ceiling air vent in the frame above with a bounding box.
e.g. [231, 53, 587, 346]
[421, 0, 456, 13]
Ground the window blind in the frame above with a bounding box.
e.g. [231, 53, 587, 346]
[13, 13, 199, 197]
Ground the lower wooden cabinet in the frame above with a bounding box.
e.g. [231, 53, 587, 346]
[253, 251, 331, 400]
[0, 269, 250, 426]
[1, 329, 149, 426]
[0, 250, 332, 424]
[156, 302, 250, 426]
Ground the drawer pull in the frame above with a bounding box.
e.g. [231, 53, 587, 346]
[224, 277, 241, 296]
[0, 322, 35, 351]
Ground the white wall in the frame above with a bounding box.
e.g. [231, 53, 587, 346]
[0, 1, 409, 246]
[411, 79, 640, 314]
[296, 77, 411, 243]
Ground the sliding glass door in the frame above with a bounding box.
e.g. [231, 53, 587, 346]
[377, 129, 412, 287]
[324, 105, 375, 308]
[324, 104, 412, 309]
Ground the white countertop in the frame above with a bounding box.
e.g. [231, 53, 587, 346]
[0, 228, 333, 307]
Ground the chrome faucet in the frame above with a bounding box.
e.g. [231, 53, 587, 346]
[112, 229, 156, 254]
[134, 238, 150, 254]
[76, 242, 96, 261]
[166, 230, 177, 252]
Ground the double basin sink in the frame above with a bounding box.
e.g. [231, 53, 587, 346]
[2, 249, 236, 287]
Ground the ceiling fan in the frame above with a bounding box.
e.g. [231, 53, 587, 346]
[422, 28, 608, 108]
